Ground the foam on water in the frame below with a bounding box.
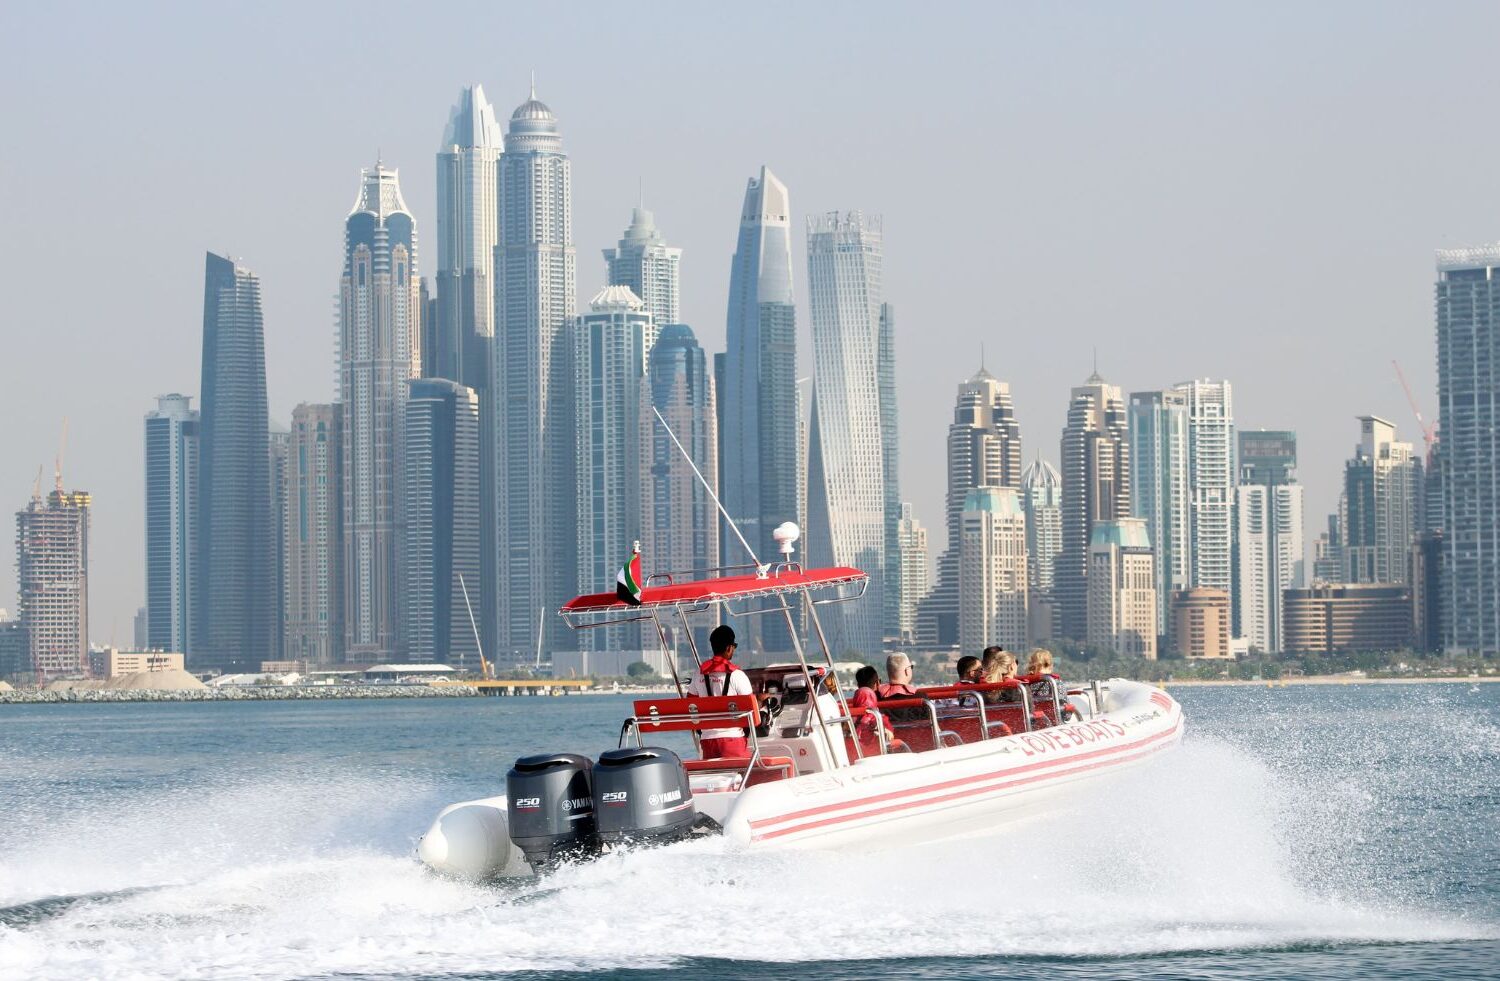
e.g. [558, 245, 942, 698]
[1, 729, 1492, 980]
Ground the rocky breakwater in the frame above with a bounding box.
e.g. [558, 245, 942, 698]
[0, 681, 481, 704]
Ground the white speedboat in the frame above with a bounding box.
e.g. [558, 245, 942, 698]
[417, 561, 1184, 879]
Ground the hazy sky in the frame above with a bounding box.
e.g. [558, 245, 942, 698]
[1, 1, 1492, 642]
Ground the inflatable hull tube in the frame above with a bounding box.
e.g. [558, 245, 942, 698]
[416, 795, 534, 880]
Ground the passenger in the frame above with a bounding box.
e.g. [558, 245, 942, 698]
[850, 665, 905, 754]
[877, 652, 919, 698]
[1024, 648, 1079, 723]
[1026, 648, 1059, 679]
[687, 624, 754, 759]
[955, 655, 982, 684]
[979, 649, 1022, 707]
[981, 648, 1017, 684]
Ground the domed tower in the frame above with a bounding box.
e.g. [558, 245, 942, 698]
[494, 83, 577, 656]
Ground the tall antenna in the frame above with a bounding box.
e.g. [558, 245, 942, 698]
[651, 406, 765, 574]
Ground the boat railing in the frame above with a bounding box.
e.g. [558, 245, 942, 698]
[643, 562, 763, 587]
[873, 696, 959, 750]
[918, 682, 1035, 739]
[624, 693, 793, 791]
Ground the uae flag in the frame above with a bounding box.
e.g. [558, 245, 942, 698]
[616, 550, 643, 606]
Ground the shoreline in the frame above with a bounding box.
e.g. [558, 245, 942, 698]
[0, 684, 482, 704]
[1160, 675, 1499, 687]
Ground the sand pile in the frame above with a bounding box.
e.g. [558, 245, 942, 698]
[0, 680, 12, 692]
[44, 678, 104, 692]
[43, 670, 208, 692]
[106, 669, 207, 691]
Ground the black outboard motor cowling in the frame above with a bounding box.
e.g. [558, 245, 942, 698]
[506, 752, 597, 871]
[593, 746, 699, 845]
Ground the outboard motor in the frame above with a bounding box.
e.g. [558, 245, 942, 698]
[593, 746, 703, 846]
[505, 752, 597, 871]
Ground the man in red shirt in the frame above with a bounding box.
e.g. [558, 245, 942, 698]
[687, 625, 753, 759]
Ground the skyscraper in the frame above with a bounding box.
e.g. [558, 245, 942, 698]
[641, 323, 718, 589]
[1428, 246, 1488, 657]
[1179, 380, 1236, 603]
[573, 287, 656, 652]
[806, 211, 887, 656]
[918, 368, 1023, 646]
[403, 379, 482, 666]
[434, 84, 501, 393]
[1342, 416, 1419, 585]
[267, 422, 289, 662]
[285, 403, 343, 665]
[1128, 389, 1190, 635]
[877, 303, 901, 644]
[144, 394, 197, 653]
[721, 168, 798, 577]
[494, 88, 577, 659]
[1086, 519, 1156, 658]
[340, 164, 421, 663]
[1020, 456, 1062, 641]
[604, 206, 681, 326]
[1236, 430, 1303, 653]
[894, 502, 930, 645]
[435, 85, 501, 664]
[1059, 373, 1130, 641]
[958, 487, 1028, 656]
[16, 484, 90, 680]
[196, 253, 273, 673]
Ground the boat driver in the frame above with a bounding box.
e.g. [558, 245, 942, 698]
[688, 624, 754, 759]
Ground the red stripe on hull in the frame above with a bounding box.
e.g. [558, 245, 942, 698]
[748, 717, 1182, 843]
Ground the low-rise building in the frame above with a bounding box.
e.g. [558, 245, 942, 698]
[1171, 588, 1232, 659]
[88, 647, 185, 679]
[1282, 583, 1412, 654]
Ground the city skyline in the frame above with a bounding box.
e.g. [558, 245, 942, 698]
[1, 5, 1490, 641]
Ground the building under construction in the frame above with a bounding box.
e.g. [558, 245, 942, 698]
[16, 485, 91, 680]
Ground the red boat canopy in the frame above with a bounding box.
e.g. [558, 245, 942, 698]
[560, 566, 868, 619]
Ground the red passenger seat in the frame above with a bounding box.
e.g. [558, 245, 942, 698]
[683, 756, 795, 785]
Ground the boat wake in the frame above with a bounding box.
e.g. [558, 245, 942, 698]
[0, 735, 1493, 979]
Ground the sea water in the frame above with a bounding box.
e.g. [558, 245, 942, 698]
[0, 684, 1497, 980]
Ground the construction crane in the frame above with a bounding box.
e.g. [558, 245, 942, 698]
[1392, 360, 1438, 459]
[54, 417, 69, 492]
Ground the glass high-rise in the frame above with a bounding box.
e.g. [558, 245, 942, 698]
[434, 84, 501, 393]
[641, 324, 718, 589]
[1342, 416, 1418, 585]
[806, 211, 887, 656]
[196, 253, 273, 672]
[340, 164, 421, 663]
[572, 287, 656, 652]
[604, 206, 680, 326]
[1129, 389, 1189, 635]
[144, 394, 197, 653]
[435, 85, 501, 662]
[494, 89, 577, 658]
[403, 379, 482, 666]
[721, 168, 798, 570]
[1059, 373, 1130, 642]
[1021, 456, 1062, 642]
[1436, 246, 1500, 653]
